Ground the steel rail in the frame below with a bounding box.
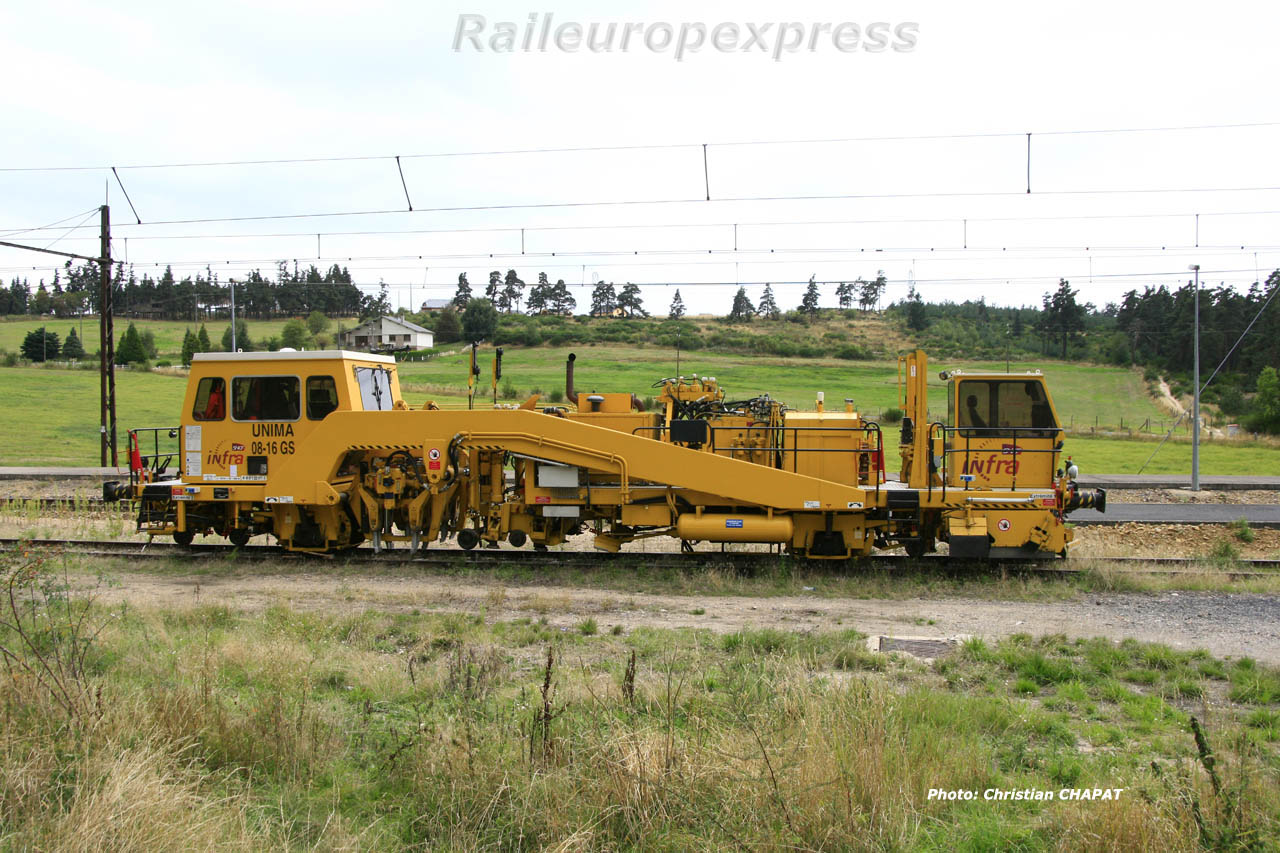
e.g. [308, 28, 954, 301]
[2, 537, 1277, 578]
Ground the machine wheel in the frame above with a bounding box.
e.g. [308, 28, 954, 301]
[228, 529, 251, 548]
[508, 529, 528, 548]
[457, 528, 480, 551]
[534, 543, 548, 552]
[904, 539, 930, 559]
[173, 530, 194, 546]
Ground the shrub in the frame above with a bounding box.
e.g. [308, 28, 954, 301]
[881, 407, 904, 424]
[835, 344, 872, 360]
[1230, 518, 1255, 544]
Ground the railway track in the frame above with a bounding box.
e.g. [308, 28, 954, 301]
[7, 497, 1279, 529]
[3, 536, 1277, 579]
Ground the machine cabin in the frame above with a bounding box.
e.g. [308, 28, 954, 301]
[181, 351, 403, 484]
[943, 372, 1063, 490]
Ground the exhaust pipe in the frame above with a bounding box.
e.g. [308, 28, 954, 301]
[565, 353, 577, 407]
[565, 352, 646, 411]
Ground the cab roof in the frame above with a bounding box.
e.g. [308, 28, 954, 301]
[191, 350, 395, 364]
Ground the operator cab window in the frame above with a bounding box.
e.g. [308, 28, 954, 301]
[957, 380, 1057, 437]
[354, 366, 394, 411]
[232, 376, 300, 421]
[191, 377, 226, 421]
[306, 376, 339, 420]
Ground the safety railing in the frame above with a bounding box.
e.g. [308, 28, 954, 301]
[128, 427, 181, 487]
[926, 423, 1063, 500]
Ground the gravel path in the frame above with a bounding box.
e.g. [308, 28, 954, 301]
[86, 570, 1280, 664]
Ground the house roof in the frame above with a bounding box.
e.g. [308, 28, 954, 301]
[389, 316, 434, 335]
[343, 315, 434, 335]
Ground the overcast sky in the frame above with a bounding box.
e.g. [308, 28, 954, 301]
[2, 0, 1278, 315]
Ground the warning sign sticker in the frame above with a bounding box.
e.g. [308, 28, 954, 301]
[997, 518, 1012, 532]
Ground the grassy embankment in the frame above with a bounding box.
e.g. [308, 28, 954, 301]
[2, 344, 1278, 473]
[1, 551, 1277, 849]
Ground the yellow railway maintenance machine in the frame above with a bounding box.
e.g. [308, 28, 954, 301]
[106, 348, 1104, 560]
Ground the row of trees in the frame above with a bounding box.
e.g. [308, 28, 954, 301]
[20, 327, 85, 362]
[4, 261, 374, 322]
[446, 270, 889, 321]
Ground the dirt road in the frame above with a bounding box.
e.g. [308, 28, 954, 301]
[91, 569, 1280, 664]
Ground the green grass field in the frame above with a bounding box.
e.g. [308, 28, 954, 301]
[3, 345, 1278, 472]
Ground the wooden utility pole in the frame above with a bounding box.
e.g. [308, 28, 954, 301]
[99, 205, 117, 466]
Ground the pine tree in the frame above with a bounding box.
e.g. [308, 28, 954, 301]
[729, 286, 755, 321]
[220, 320, 252, 352]
[905, 286, 928, 331]
[589, 282, 617, 317]
[526, 272, 551, 314]
[197, 324, 212, 352]
[1039, 278, 1086, 358]
[799, 275, 820, 315]
[859, 272, 887, 312]
[835, 281, 856, 310]
[180, 328, 197, 366]
[32, 282, 51, 315]
[757, 284, 780, 319]
[485, 271, 502, 303]
[452, 272, 473, 311]
[668, 289, 685, 319]
[62, 326, 85, 360]
[552, 280, 576, 315]
[616, 283, 647, 318]
[500, 269, 525, 313]
[116, 323, 145, 364]
[21, 327, 59, 361]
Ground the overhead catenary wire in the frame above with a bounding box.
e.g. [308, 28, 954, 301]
[10, 206, 1280, 242]
[3, 119, 1279, 173]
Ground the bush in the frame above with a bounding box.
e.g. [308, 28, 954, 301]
[281, 318, 311, 349]
[835, 344, 871, 360]
[881, 407, 904, 424]
[461, 299, 498, 342]
[1215, 384, 1248, 417]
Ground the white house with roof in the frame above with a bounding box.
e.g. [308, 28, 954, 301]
[337, 315, 434, 351]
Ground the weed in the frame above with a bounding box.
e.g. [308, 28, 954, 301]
[1229, 517, 1256, 544]
[1013, 678, 1039, 695]
[576, 617, 598, 636]
[1207, 539, 1242, 564]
